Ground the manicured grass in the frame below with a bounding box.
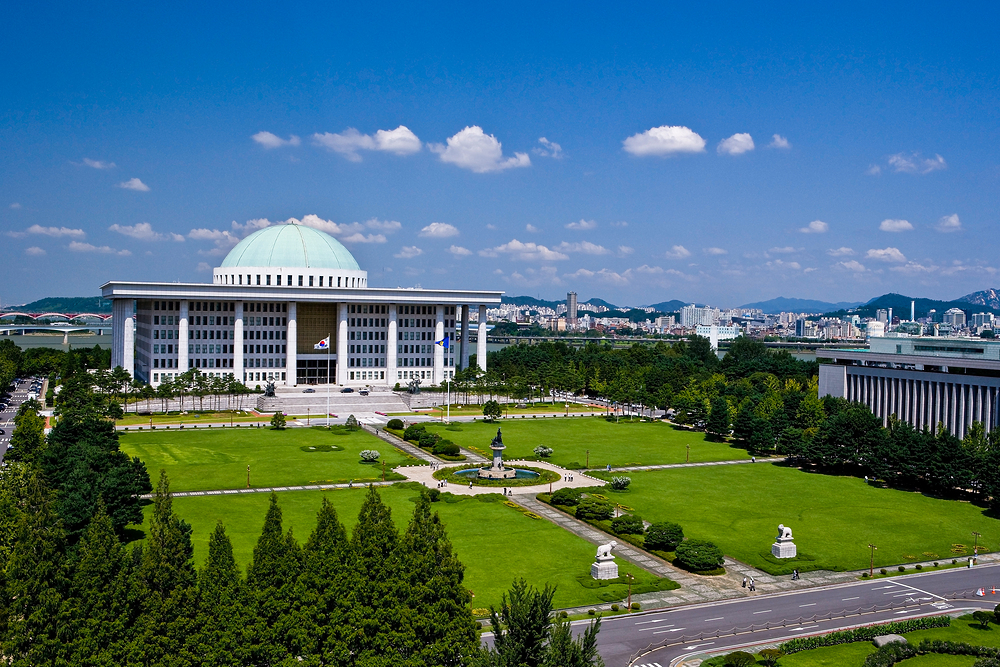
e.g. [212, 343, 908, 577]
[118, 411, 261, 426]
[119, 427, 418, 492]
[778, 616, 1000, 666]
[132, 484, 672, 610]
[420, 417, 749, 469]
[588, 463, 1000, 574]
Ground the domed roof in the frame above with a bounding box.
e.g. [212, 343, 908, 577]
[220, 223, 360, 271]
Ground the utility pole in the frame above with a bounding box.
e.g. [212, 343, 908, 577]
[868, 543, 877, 577]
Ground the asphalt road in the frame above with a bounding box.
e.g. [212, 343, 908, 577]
[580, 562, 1000, 666]
[0, 377, 38, 462]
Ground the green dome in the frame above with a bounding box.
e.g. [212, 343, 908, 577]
[220, 223, 360, 271]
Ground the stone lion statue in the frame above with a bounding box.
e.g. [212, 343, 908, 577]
[596, 540, 618, 559]
[776, 524, 793, 540]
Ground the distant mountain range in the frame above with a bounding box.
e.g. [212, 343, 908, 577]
[822, 292, 1000, 319]
[5, 296, 112, 314]
[740, 297, 864, 313]
[959, 288, 1000, 311]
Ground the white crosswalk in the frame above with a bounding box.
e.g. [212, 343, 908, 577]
[634, 662, 663, 667]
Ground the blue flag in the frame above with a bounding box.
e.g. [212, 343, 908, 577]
[435, 334, 450, 349]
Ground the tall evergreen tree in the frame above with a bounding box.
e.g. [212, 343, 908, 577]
[543, 614, 604, 667]
[192, 521, 246, 666]
[478, 579, 555, 667]
[399, 492, 479, 666]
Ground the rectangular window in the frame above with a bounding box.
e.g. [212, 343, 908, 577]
[266, 275, 271, 285]
[309, 276, 314, 286]
[298, 275, 303, 286]
[256, 275, 261, 285]
[338, 277, 342, 287]
[287, 275, 292, 285]
[319, 276, 324, 287]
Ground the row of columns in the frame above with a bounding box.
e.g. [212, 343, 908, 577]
[846, 370, 1000, 439]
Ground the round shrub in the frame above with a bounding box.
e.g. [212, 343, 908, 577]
[550, 487, 582, 507]
[575, 497, 614, 521]
[432, 439, 460, 456]
[645, 522, 684, 552]
[630, 602, 640, 611]
[359, 449, 380, 463]
[533, 445, 553, 458]
[611, 514, 645, 535]
[610, 604, 619, 611]
[559, 610, 568, 618]
[898, 565, 906, 572]
[427, 488, 441, 502]
[418, 432, 440, 449]
[915, 564, 923, 570]
[403, 424, 426, 441]
[675, 539, 724, 572]
[587, 608, 595, 616]
[610, 476, 632, 490]
[387, 418, 404, 430]
[723, 651, 756, 667]
[862, 572, 869, 578]
[880, 568, 888, 575]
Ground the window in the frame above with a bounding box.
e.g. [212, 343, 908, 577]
[266, 275, 271, 286]
[298, 275, 303, 286]
[309, 276, 314, 286]
[256, 275, 261, 285]
[287, 275, 292, 286]
[338, 277, 342, 287]
[319, 276, 324, 287]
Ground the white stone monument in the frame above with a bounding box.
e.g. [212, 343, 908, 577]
[771, 524, 797, 559]
[591, 540, 620, 579]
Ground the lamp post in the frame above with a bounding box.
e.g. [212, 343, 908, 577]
[868, 543, 877, 577]
[973, 531, 982, 563]
[382, 459, 386, 482]
[626, 572, 635, 610]
[247, 465, 251, 489]
[686, 444, 690, 463]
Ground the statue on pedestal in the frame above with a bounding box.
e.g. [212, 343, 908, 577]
[771, 523, 797, 559]
[591, 540, 620, 580]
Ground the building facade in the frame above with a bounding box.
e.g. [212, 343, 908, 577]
[102, 223, 502, 387]
[818, 336, 1000, 438]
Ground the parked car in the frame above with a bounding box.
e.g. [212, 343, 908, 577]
[359, 389, 369, 396]
[340, 387, 354, 393]
[302, 388, 316, 393]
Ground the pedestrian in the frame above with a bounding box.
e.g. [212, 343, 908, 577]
[607, 463, 611, 472]
[750, 577, 756, 591]
[751, 456, 756, 463]
[503, 487, 507, 495]
[469, 480, 473, 489]
[742, 576, 747, 588]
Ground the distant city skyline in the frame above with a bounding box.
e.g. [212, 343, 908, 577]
[3, 2, 998, 306]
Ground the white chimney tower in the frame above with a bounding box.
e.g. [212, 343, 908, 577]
[911, 300, 915, 322]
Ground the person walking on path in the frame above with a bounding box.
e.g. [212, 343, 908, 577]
[749, 577, 756, 592]
[742, 576, 747, 588]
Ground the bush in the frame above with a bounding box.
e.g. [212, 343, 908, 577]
[559, 610, 568, 618]
[723, 651, 755, 667]
[916, 564, 923, 570]
[359, 449, 380, 463]
[418, 432, 441, 449]
[432, 439, 460, 456]
[533, 445, 553, 458]
[898, 565, 906, 572]
[630, 602, 640, 610]
[645, 522, 684, 552]
[483, 400, 502, 421]
[387, 418, 404, 430]
[779, 616, 950, 654]
[675, 539, 724, 572]
[345, 414, 360, 431]
[610, 514, 645, 535]
[610, 604, 619, 611]
[759, 649, 784, 667]
[427, 488, 441, 502]
[576, 497, 614, 521]
[610, 476, 632, 490]
[269, 412, 286, 430]
[974, 611, 993, 629]
[550, 488, 582, 507]
[881, 568, 888, 575]
[403, 424, 426, 441]
[587, 609, 595, 616]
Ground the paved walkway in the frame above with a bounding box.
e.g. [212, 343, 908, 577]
[143, 480, 395, 499]
[585, 457, 787, 474]
[364, 423, 489, 464]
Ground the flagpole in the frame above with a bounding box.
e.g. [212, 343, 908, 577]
[327, 332, 331, 428]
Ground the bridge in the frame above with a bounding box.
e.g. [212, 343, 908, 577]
[0, 311, 112, 321]
[0, 324, 112, 343]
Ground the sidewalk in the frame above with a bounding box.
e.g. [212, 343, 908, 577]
[585, 457, 787, 474]
[143, 480, 395, 499]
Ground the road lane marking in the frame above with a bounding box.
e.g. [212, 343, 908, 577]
[842, 596, 860, 601]
[752, 609, 772, 614]
[652, 627, 685, 634]
[682, 643, 714, 650]
[704, 617, 724, 622]
[890, 579, 949, 601]
[872, 585, 896, 590]
[638, 624, 673, 632]
[799, 603, 817, 607]
[634, 618, 672, 625]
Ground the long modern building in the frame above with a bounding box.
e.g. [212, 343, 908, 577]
[818, 336, 1000, 438]
[102, 222, 502, 388]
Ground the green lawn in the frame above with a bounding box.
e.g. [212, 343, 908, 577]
[132, 484, 671, 610]
[588, 463, 1000, 574]
[420, 417, 749, 469]
[119, 427, 418, 492]
[778, 615, 1000, 666]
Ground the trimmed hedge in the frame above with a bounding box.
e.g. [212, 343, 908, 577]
[863, 639, 1000, 667]
[779, 616, 951, 654]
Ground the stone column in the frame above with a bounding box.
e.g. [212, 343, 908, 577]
[233, 301, 244, 384]
[286, 301, 297, 386]
[460, 305, 470, 370]
[178, 301, 190, 372]
[433, 306, 445, 385]
[387, 304, 398, 385]
[477, 304, 487, 372]
[337, 303, 349, 385]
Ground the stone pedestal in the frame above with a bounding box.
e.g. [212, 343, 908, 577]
[771, 538, 797, 558]
[591, 556, 619, 580]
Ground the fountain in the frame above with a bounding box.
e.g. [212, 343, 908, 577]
[454, 427, 540, 480]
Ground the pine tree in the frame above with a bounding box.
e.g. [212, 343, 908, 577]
[70, 502, 131, 666]
[398, 491, 478, 666]
[543, 614, 604, 667]
[348, 485, 404, 667]
[192, 521, 246, 666]
[245, 493, 302, 665]
[705, 396, 731, 439]
[2, 473, 74, 666]
[479, 579, 554, 667]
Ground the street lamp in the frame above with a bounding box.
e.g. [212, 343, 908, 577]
[868, 543, 877, 577]
[626, 572, 635, 610]
[973, 531, 982, 563]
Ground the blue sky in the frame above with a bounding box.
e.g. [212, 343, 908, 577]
[3, 1, 999, 308]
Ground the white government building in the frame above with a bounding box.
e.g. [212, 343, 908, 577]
[102, 222, 502, 387]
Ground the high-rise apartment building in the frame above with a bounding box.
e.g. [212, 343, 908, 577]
[566, 291, 578, 325]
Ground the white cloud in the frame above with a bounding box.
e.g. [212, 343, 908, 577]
[767, 259, 801, 270]
[196, 262, 212, 272]
[419, 222, 459, 238]
[936, 213, 962, 233]
[481, 239, 568, 261]
[827, 247, 855, 257]
[618, 245, 634, 255]
[525, 224, 540, 233]
[108, 222, 184, 242]
[8, 224, 86, 239]
[717, 133, 755, 155]
[664, 245, 691, 259]
[429, 126, 529, 173]
[704, 247, 728, 255]
[554, 241, 610, 255]
[312, 125, 421, 161]
[890, 261, 938, 274]
[485, 224, 497, 230]
[837, 260, 867, 272]
[363, 218, 402, 232]
[24, 247, 45, 256]
[769, 134, 791, 149]
[799, 220, 828, 234]
[82, 158, 116, 169]
[340, 233, 386, 244]
[866, 247, 907, 263]
[866, 164, 882, 176]
[565, 219, 597, 230]
[768, 246, 797, 254]
[622, 125, 706, 156]
[117, 178, 150, 192]
[611, 220, 628, 227]
[394, 246, 423, 259]
[231, 218, 272, 235]
[448, 245, 472, 256]
[533, 137, 563, 158]
[252, 131, 301, 149]
[68, 241, 130, 256]
[888, 152, 947, 174]
[9, 203, 21, 209]
[879, 218, 913, 232]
